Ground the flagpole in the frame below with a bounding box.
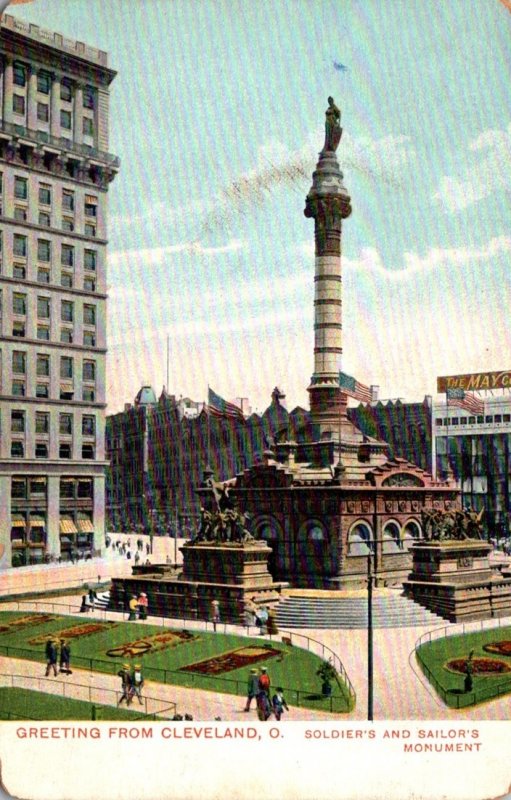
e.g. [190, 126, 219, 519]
[445, 390, 449, 480]
[166, 335, 169, 392]
[207, 384, 211, 471]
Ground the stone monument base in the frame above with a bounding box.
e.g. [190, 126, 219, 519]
[109, 541, 287, 624]
[403, 541, 511, 622]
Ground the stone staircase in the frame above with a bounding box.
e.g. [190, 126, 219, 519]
[274, 592, 446, 629]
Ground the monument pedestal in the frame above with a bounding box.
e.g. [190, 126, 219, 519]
[109, 541, 287, 624]
[404, 541, 511, 622]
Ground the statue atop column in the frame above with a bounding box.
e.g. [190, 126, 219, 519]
[322, 96, 342, 153]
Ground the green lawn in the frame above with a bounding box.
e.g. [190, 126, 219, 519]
[416, 625, 511, 708]
[0, 611, 354, 713]
[0, 687, 157, 721]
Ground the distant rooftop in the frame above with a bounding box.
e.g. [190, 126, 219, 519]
[1, 13, 108, 67]
[134, 386, 157, 407]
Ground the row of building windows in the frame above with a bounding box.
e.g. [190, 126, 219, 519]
[10, 176, 98, 215]
[11, 94, 95, 136]
[11, 409, 96, 435]
[9, 440, 96, 459]
[11, 62, 96, 108]
[8, 267, 96, 292]
[2, 235, 98, 266]
[435, 414, 511, 427]
[7, 380, 96, 402]
[0, 176, 98, 236]
[9, 351, 96, 380]
[10, 295, 97, 325]
[11, 476, 93, 499]
[10, 322, 96, 347]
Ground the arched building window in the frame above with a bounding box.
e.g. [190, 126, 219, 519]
[382, 521, 401, 553]
[254, 516, 281, 542]
[402, 519, 422, 550]
[348, 521, 374, 555]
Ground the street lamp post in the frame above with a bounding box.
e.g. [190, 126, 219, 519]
[367, 548, 373, 722]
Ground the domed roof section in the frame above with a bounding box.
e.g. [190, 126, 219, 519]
[134, 385, 157, 407]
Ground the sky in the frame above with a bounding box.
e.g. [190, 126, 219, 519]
[7, 0, 511, 413]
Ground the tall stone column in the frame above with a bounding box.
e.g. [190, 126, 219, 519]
[50, 72, 60, 139]
[74, 82, 84, 145]
[93, 474, 105, 555]
[0, 476, 12, 568]
[3, 56, 13, 124]
[304, 100, 351, 435]
[46, 475, 60, 558]
[27, 65, 37, 130]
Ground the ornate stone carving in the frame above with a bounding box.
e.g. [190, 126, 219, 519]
[382, 473, 423, 487]
[421, 507, 484, 541]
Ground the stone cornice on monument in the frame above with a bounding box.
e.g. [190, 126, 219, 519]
[367, 458, 456, 490]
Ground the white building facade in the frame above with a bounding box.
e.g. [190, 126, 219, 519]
[432, 395, 511, 539]
[0, 14, 118, 567]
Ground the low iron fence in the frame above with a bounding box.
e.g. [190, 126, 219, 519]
[0, 600, 356, 713]
[414, 615, 511, 709]
[0, 670, 176, 720]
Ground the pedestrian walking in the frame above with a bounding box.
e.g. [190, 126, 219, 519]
[137, 592, 148, 620]
[134, 551, 140, 566]
[59, 639, 72, 675]
[256, 606, 268, 634]
[258, 666, 271, 697]
[117, 663, 132, 705]
[210, 599, 220, 632]
[272, 687, 289, 720]
[256, 690, 272, 721]
[244, 668, 259, 712]
[44, 636, 58, 677]
[128, 595, 138, 620]
[130, 663, 144, 705]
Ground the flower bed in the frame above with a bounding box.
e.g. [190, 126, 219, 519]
[483, 641, 511, 657]
[445, 657, 511, 676]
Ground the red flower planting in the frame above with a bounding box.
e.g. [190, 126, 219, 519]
[483, 641, 511, 657]
[446, 657, 511, 676]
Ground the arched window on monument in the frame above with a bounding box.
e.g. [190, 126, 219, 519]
[382, 521, 401, 553]
[402, 519, 421, 550]
[348, 522, 374, 555]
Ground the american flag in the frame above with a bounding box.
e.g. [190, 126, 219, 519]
[446, 388, 484, 415]
[207, 388, 245, 421]
[339, 371, 372, 403]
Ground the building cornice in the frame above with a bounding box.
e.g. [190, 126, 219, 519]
[0, 334, 106, 355]
[0, 274, 107, 300]
[0, 215, 108, 247]
[0, 394, 106, 409]
[1, 22, 116, 86]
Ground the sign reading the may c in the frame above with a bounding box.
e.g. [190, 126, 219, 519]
[437, 370, 511, 393]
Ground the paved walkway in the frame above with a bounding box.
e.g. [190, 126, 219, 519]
[0, 654, 336, 723]
[0, 533, 185, 597]
[2, 596, 511, 721]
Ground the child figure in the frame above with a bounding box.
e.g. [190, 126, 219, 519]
[272, 687, 289, 721]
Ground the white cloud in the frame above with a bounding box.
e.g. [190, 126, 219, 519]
[296, 236, 511, 281]
[433, 122, 511, 212]
[108, 238, 246, 268]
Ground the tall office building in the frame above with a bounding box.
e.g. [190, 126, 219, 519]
[0, 14, 119, 567]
